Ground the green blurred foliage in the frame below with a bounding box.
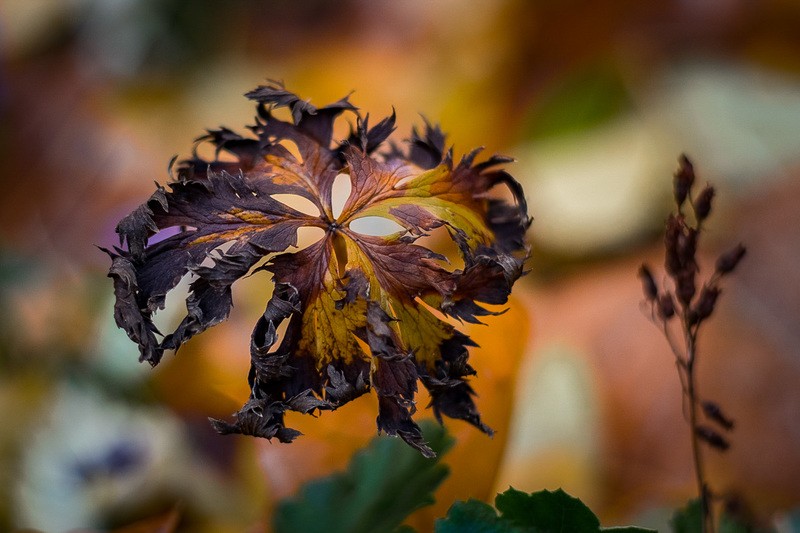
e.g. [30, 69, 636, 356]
[519, 64, 631, 140]
[274, 421, 452, 533]
[435, 488, 655, 533]
[671, 499, 779, 533]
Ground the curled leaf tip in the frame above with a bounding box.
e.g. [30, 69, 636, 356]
[106, 82, 530, 454]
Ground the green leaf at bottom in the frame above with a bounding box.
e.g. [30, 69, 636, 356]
[435, 499, 520, 533]
[437, 487, 656, 533]
[273, 420, 452, 533]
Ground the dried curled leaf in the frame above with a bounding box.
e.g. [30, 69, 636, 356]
[104, 82, 531, 455]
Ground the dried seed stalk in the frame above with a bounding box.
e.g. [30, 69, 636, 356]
[638, 155, 745, 533]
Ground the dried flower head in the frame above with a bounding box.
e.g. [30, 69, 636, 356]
[104, 82, 531, 456]
[701, 401, 735, 431]
[638, 264, 658, 301]
[674, 154, 695, 208]
[657, 293, 676, 320]
[715, 243, 747, 275]
[693, 185, 715, 221]
[695, 426, 731, 452]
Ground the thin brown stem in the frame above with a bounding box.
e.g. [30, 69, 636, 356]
[662, 322, 687, 365]
[684, 322, 714, 533]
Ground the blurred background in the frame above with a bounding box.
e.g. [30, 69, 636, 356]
[2, 0, 800, 531]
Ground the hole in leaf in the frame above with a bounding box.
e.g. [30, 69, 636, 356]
[392, 171, 418, 190]
[151, 272, 193, 334]
[193, 141, 219, 163]
[487, 180, 519, 206]
[294, 226, 325, 249]
[215, 149, 240, 163]
[352, 335, 371, 359]
[349, 216, 405, 237]
[272, 194, 320, 217]
[413, 296, 451, 323]
[267, 319, 290, 354]
[331, 173, 352, 219]
[278, 139, 304, 164]
[413, 225, 465, 272]
[199, 241, 236, 267]
[268, 106, 294, 124]
[194, 141, 244, 164]
[332, 232, 348, 279]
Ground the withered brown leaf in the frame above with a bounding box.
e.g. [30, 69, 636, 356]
[104, 82, 530, 456]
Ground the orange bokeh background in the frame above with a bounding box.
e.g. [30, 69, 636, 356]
[2, 1, 800, 531]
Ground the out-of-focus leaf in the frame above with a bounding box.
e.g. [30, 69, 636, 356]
[670, 499, 702, 533]
[719, 510, 778, 533]
[495, 487, 599, 530]
[273, 420, 453, 533]
[776, 507, 800, 533]
[669, 499, 777, 533]
[521, 64, 630, 141]
[436, 488, 655, 533]
[435, 499, 519, 533]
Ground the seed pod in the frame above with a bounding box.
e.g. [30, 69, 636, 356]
[687, 309, 700, 327]
[716, 244, 747, 274]
[677, 227, 698, 271]
[694, 185, 715, 221]
[702, 401, 735, 430]
[657, 293, 675, 319]
[639, 264, 658, 301]
[674, 154, 695, 208]
[664, 215, 683, 275]
[693, 285, 721, 322]
[695, 425, 730, 451]
[676, 270, 696, 307]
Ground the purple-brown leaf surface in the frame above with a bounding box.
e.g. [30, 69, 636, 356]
[105, 82, 530, 455]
